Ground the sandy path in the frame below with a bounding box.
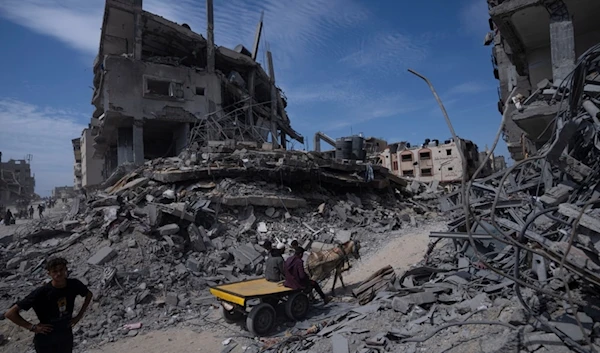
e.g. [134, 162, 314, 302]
[324, 221, 447, 290]
[86, 329, 227, 353]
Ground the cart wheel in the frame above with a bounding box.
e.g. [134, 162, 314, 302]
[285, 292, 309, 321]
[246, 303, 276, 336]
[222, 306, 244, 323]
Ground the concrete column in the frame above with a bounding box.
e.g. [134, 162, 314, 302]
[117, 127, 134, 164]
[549, 20, 576, 83]
[266, 51, 279, 148]
[132, 120, 144, 165]
[206, 0, 215, 73]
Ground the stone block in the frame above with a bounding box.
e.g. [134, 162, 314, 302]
[186, 258, 201, 272]
[392, 296, 410, 314]
[166, 292, 178, 307]
[158, 224, 180, 236]
[87, 246, 117, 265]
[336, 230, 352, 243]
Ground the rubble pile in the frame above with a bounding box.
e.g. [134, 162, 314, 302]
[426, 44, 600, 351]
[259, 45, 600, 353]
[0, 146, 438, 349]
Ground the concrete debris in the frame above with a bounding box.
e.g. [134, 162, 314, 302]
[0, 143, 441, 351]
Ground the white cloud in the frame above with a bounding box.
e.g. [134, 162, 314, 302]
[0, 99, 86, 196]
[0, 0, 370, 70]
[338, 32, 428, 74]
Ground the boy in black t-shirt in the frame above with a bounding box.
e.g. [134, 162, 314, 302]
[4, 257, 93, 353]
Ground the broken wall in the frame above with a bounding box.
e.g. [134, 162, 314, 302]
[101, 56, 220, 121]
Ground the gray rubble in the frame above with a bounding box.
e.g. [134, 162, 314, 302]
[0, 145, 437, 351]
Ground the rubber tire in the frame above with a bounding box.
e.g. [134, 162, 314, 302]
[285, 292, 310, 321]
[222, 306, 244, 323]
[246, 303, 276, 336]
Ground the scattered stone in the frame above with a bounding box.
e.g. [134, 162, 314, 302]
[87, 246, 117, 265]
[158, 224, 179, 236]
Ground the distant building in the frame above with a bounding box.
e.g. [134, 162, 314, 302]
[379, 138, 481, 183]
[52, 186, 76, 199]
[0, 152, 36, 204]
[478, 149, 508, 176]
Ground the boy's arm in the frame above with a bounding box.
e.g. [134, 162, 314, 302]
[4, 305, 53, 334]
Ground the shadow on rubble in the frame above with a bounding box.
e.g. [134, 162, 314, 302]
[225, 300, 349, 337]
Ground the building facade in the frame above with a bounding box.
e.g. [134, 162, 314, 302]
[80, 128, 105, 187]
[487, 0, 600, 160]
[0, 152, 36, 204]
[90, 0, 302, 179]
[72, 138, 82, 190]
[379, 139, 481, 183]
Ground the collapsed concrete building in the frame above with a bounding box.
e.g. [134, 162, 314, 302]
[0, 152, 36, 204]
[88, 0, 303, 180]
[487, 0, 600, 160]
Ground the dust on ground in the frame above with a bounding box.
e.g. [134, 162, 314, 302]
[322, 220, 446, 293]
[86, 329, 229, 353]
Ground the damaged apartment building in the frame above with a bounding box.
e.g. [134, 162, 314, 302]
[0, 152, 36, 204]
[379, 138, 481, 183]
[486, 0, 600, 160]
[88, 0, 303, 179]
[313, 132, 489, 184]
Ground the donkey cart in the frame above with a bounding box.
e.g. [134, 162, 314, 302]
[209, 278, 311, 336]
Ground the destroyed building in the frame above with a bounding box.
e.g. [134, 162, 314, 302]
[487, 0, 600, 160]
[80, 128, 105, 188]
[52, 186, 75, 199]
[478, 149, 507, 176]
[313, 132, 389, 163]
[72, 138, 82, 190]
[89, 0, 303, 181]
[0, 153, 36, 204]
[379, 138, 481, 183]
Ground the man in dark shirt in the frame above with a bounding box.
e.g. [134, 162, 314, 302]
[284, 247, 331, 304]
[265, 246, 285, 282]
[4, 257, 93, 353]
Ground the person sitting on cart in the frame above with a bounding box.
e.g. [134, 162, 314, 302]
[264, 243, 285, 282]
[283, 247, 331, 304]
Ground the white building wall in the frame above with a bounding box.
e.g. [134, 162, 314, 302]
[381, 142, 464, 183]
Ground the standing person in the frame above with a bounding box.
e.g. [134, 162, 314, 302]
[4, 257, 93, 353]
[5, 208, 13, 225]
[37, 204, 44, 219]
[29, 205, 34, 219]
[283, 247, 331, 304]
[264, 243, 285, 282]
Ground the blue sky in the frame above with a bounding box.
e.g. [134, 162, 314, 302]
[0, 0, 504, 196]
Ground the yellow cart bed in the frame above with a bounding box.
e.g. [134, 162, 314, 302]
[209, 278, 310, 336]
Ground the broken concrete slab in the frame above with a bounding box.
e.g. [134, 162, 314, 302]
[331, 333, 349, 353]
[158, 224, 180, 236]
[87, 246, 117, 265]
[186, 258, 201, 272]
[221, 195, 307, 209]
[188, 224, 207, 252]
[336, 230, 352, 243]
[392, 296, 410, 314]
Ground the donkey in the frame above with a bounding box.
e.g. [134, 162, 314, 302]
[306, 240, 361, 296]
